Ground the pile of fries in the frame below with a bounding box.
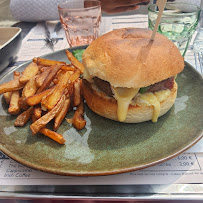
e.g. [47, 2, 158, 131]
[0, 50, 86, 144]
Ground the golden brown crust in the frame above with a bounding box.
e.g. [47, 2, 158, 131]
[82, 79, 177, 123]
[82, 28, 184, 88]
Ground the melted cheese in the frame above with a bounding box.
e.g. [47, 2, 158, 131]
[112, 87, 139, 122]
[138, 92, 160, 122]
[138, 89, 171, 122]
[154, 89, 171, 102]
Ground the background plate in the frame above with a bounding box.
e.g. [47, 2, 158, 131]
[0, 46, 202, 176]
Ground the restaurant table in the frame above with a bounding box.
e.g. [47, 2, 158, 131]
[0, 14, 202, 201]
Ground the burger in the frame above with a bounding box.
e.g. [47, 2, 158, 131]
[82, 28, 184, 123]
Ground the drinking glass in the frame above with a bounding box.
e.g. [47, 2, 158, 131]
[58, 0, 101, 47]
[148, 3, 201, 56]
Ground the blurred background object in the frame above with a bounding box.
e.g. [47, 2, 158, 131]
[58, 0, 101, 47]
[0, 27, 22, 71]
[0, 0, 200, 24]
[0, 0, 17, 27]
[193, 0, 203, 73]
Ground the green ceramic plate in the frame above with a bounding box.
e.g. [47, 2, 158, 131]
[0, 46, 202, 176]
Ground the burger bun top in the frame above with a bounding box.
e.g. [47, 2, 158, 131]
[82, 28, 184, 88]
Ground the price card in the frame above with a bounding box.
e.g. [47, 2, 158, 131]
[0, 152, 202, 185]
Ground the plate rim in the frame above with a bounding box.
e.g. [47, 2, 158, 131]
[0, 131, 202, 176]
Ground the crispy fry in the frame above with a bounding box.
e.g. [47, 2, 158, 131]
[61, 65, 75, 71]
[22, 76, 38, 98]
[26, 87, 55, 106]
[14, 106, 34, 127]
[32, 113, 65, 145]
[0, 51, 86, 145]
[53, 69, 65, 85]
[72, 99, 86, 130]
[35, 68, 51, 87]
[34, 57, 66, 67]
[54, 97, 71, 131]
[67, 82, 74, 97]
[66, 50, 84, 73]
[44, 71, 71, 110]
[3, 92, 12, 104]
[69, 69, 80, 83]
[48, 81, 55, 89]
[41, 92, 52, 109]
[19, 97, 29, 110]
[40, 128, 65, 144]
[39, 66, 50, 72]
[32, 114, 65, 144]
[36, 65, 62, 93]
[65, 118, 73, 124]
[53, 69, 74, 85]
[0, 72, 24, 94]
[34, 106, 42, 119]
[40, 86, 58, 110]
[64, 88, 69, 96]
[32, 115, 38, 123]
[32, 57, 37, 64]
[8, 90, 20, 115]
[53, 78, 58, 85]
[30, 94, 66, 134]
[19, 62, 39, 84]
[73, 78, 82, 107]
[56, 69, 67, 80]
[7, 72, 21, 114]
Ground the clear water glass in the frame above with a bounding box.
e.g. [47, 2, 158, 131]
[193, 28, 203, 73]
[193, 9, 203, 74]
[148, 3, 201, 56]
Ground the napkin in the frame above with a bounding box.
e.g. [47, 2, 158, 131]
[10, 0, 66, 22]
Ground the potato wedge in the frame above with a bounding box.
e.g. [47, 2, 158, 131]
[72, 99, 86, 130]
[44, 71, 71, 110]
[22, 76, 38, 98]
[31, 113, 65, 144]
[8, 90, 20, 115]
[40, 128, 65, 144]
[0, 72, 24, 94]
[73, 78, 82, 107]
[19, 97, 29, 110]
[34, 106, 42, 119]
[66, 50, 84, 73]
[69, 69, 80, 83]
[30, 94, 65, 134]
[3, 92, 12, 104]
[54, 97, 71, 131]
[35, 68, 51, 87]
[19, 62, 39, 84]
[61, 65, 75, 71]
[26, 87, 55, 106]
[33, 57, 66, 67]
[14, 106, 34, 127]
[36, 65, 62, 93]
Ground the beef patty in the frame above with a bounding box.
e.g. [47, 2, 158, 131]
[92, 77, 174, 97]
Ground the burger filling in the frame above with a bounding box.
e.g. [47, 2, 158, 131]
[84, 70, 175, 122]
[93, 77, 174, 96]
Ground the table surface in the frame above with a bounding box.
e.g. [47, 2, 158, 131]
[0, 20, 202, 201]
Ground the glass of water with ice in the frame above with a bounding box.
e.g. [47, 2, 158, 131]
[148, 3, 201, 56]
[58, 0, 101, 48]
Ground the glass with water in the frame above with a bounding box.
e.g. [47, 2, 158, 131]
[193, 10, 203, 74]
[148, 3, 201, 56]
